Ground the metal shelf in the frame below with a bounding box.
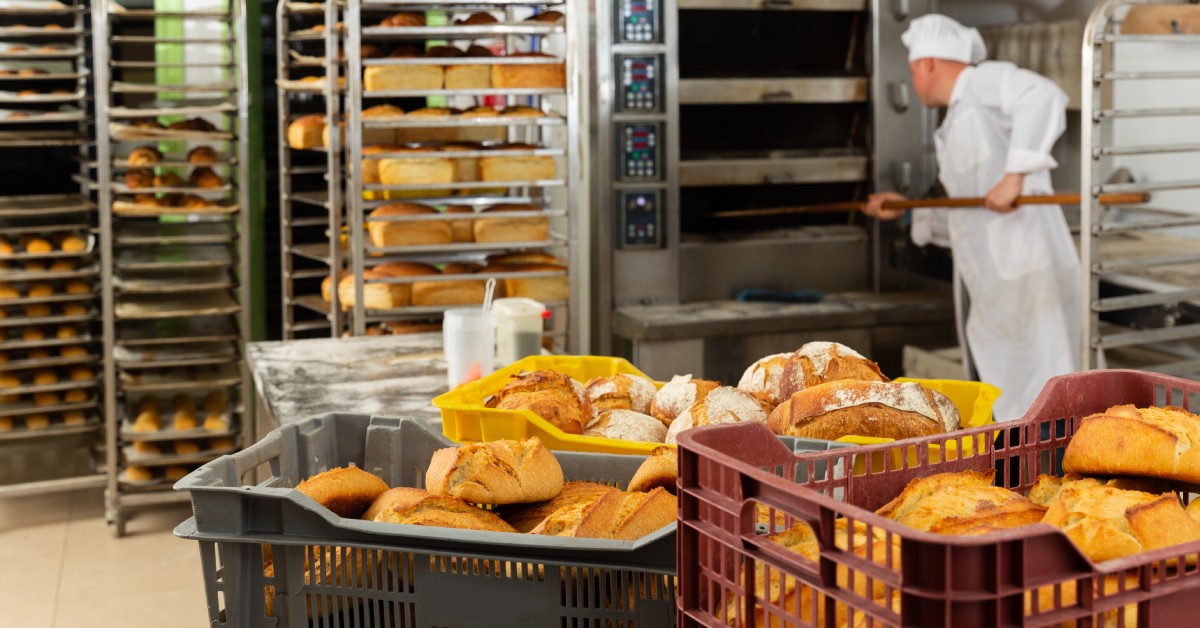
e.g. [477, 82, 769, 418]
[364, 87, 565, 98]
[677, 0, 865, 7]
[361, 22, 563, 38]
[678, 77, 868, 105]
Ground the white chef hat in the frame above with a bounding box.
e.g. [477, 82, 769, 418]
[901, 14, 987, 65]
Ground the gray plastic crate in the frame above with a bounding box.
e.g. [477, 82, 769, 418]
[174, 413, 852, 627]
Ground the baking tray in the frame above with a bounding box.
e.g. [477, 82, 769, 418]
[108, 99, 237, 119]
[122, 441, 238, 467]
[0, 351, 98, 372]
[0, 395, 96, 418]
[110, 122, 233, 142]
[362, 113, 564, 129]
[115, 245, 234, 270]
[111, 157, 236, 171]
[119, 363, 241, 392]
[0, 329, 91, 351]
[0, 306, 96, 327]
[0, 129, 82, 147]
[0, 219, 88, 234]
[112, 200, 239, 217]
[116, 317, 238, 347]
[114, 341, 237, 368]
[364, 179, 565, 192]
[0, 88, 84, 103]
[0, 46, 81, 59]
[0, 374, 99, 397]
[0, 233, 94, 259]
[276, 77, 343, 92]
[0, 1, 72, 12]
[119, 468, 196, 490]
[111, 180, 233, 195]
[0, 289, 98, 307]
[364, 87, 565, 98]
[0, 193, 93, 217]
[115, 291, 240, 320]
[364, 233, 566, 255]
[114, 222, 233, 246]
[0, 414, 101, 443]
[0, 71, 84, 81]
[115, 268, 232, 294]
[362, 22, 563, 38]
[120, 389, 237, 441]
[0, 26, 83, 36]
[2, 261, 98, 282]
[111, 80, 235, 94]
[0, 109, 85, 124]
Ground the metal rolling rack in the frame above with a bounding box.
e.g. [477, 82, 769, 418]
[1081, 0, 1200, 377]
[0, 0, 102, 498]
[278, 0, 348, 339]
[92, 0, 251, 535]
[343, 0, 581, 346]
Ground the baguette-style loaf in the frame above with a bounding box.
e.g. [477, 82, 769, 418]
[486, 370, 591, 434]
[530, 487, 675, 540]
[1062, 404, 1200, 484]
[767, 380, 960, 441]
[1027, 473, 1178, 509]
[665, 386, 772, 445]
[370, 486, 517, 533]
[876, 470, 1046, 536]
[649, 374, 720, 428]
[1042, 481, 1200, 563]
[295, 466, 390, 519]
[585, 373, 657, 418]
[425, 437, 563, 505]
[778, 341, 888, 400]
[583, 409, 666, 443]
[496, 481, 618, 533]
[627, 446, 677, 494]
[737, 353, 791, 407]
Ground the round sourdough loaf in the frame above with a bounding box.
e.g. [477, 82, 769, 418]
[650, 374, 720, 427]
[778, 341, 888, 400]
[665, 386, 772, 445]
[486, 369, 591, 434]
[737, 352, 791, 407]
[585, 373, 657, 418]
[584, 409, 666, 443]
[768, 380, 960, 440]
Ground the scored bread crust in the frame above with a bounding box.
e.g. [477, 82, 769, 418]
[424, 438, 564, 505]
[649, 374, 720, 427]
[778, 341, 888, 401]
[736, 353, 791, 407]
[665, 386, 772, 444]
[530, 487, 676, 540]
[585, 373, 657, 419]
[1042, 482, 1200, 563]
[627, 446, 677, 494]
[876, 470, 1046, 536]
[1027, 473, 1179, 509]
[767, 380, 959, 441]
[294, 466, 390, 519]
[376, 493, 516, 533]
[583, 409, 666, 443]
[497, 481, 618, 533]
[487, 370, 592, 434]
[1062, 404, 1200, 484]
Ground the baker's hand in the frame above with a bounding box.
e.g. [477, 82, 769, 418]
[985, 173, 1025, 213]
[862, 192, 908, 221]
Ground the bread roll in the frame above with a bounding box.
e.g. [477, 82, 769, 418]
[779, 341, 888, 400]
[649, 374, 720, 428]
[737, 353, 791, 407]
[526, 10, 564, 23]
[190, 167, 224, 188]
[132, 411, 160, 433]
[1063, 404, 1200, 484]
[209, 437, 234, 450]
[584, 410, 667, 443]
[369, 487, 517, 533]
[64, 389, 87, 403]
[65, 280, 89, 294]
[33, 370, 56, 385]
[125, 168, 153, 189]
[585, 373, 657, 418]
[0, 373, 19, 388]
[473, 203, 549, 243]
[456, 12, 498, 25]
[295, 466, 390, 519]
[25, 413, 50, 429]
[175, 441, 201, 455]
[367, 203, 452, 248]
[627, 446, 678, 494]
[173, 409, 197, 430]
[1027, 473, 1177, 509]
[203, 415, 228, 431]
[531, 487, 675, 540]
[58, 234, 87, 253]
[133, 440, 160, 455]
[337, 270, 407, 311]
[496, 481, 618, 533]
[165, 466, 189, 481]
[379, 12, 425, 26]
[768, 380, 960, 441]
[126, 466, 154, 482]
[487, 251, 560, 267]
[287, 114, 326, 149]
[62, 410, 86, 425]
[188, 146, 219, 165]
[876, 470, 1046, 536]
[425, 438, 563, 505]
[666, 386, 772, 445]
[154, 172, 184, 188]
[490, 53, 566, 88]
[127, 146, 162, 166]
[1043, 481, 1200, 563]
[34, 392, 59, 406]
[364, 64, 443, 91]
[486, 370, 591, 435]
[69, 366, 92, 382]
[27, 282, 52, 297]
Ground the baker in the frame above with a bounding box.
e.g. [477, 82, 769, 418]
[863, 14, 1080, 420]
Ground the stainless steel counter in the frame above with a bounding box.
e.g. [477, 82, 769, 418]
[247, 334, 448, 439]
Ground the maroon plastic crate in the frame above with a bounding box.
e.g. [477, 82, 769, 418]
[676, 369, 1200, 627]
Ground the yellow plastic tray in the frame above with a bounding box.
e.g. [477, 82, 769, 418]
[434, 355, 665, 455]
[434, 355, 1002, 458]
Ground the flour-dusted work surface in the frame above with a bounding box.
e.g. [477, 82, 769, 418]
[0, 488, 206, 628]
[248, 333, 453, 434]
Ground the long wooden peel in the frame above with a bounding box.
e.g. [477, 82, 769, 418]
[711, 192, 1151, 219]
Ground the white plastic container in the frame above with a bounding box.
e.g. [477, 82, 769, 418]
[442, 307, 496, 389]
[492, 297, 547, 366]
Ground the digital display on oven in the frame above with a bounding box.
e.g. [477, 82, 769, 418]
[620, 123, 659, 180]
[618, 0, 658, 43]
[620, 55, 659, 112]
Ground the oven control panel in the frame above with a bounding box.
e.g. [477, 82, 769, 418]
[618, 54, 662, 113]
[617, 0, 659, 43]
[617, 122, 662, 181]
[617, 190, 663, 249]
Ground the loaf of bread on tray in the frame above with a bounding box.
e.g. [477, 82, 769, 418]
[294, 465, 390, 519]
[425, 437, 564, 505]
[530, 487, 675, 540]
[367, 202, 452, 248]
[876, 470, 1045, 536]
[737, 353, 791, 407]
[584, 410, 666, 443]
[497, 481, 619, 533]
[585, 373, 657, 417]
[666, 386, 773, 444]
[367, 486, 516, 532]
[490, 52, 565, 88]
[287, 114, 325, 149]
[627, 446, 677, 494]
[778, 341, 888, 400]
[649, 374, 720, 428]
[485, 370, 591, 435]
[1062, 404, 1200, 484]
[768, 380, 960, 441]
[473, 203, 549, 243]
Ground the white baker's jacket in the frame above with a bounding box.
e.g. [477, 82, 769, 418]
[911, 61, 1081, 420]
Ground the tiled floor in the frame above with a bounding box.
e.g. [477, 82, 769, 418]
[0, 488, 208, 628]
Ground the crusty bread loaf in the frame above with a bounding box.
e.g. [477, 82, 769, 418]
[1042, 481, 1200, 563]
[287, 114, 325, 149]
[425, 437, 563, 505]
[737, 353, 791, 407]
[778, 341, 888, 401]
[486, 370, 591, 435]
[876, 470, 1046, 536]
[491, 53, 566, 88]
[364, 64, 443, 91]
[368, 486, 516, 532]
[650, 374, 721, 428]
[531, 487, 675, 540]
[473, 203, 549, 243]
[367, 203, 452, 248]
[584, 410, 666, 443]
[337, 270, 407, 310]
[666, 386, 773, 444]
[1027, 473, 1178, 509]
[295, 466, 390, 519]
[1062, 404, 1200, 484]
[627, 446, 677, 494]
[768, 380, 960, 441]
[497, 481, 619, 533]
[585, 373, 657, 418]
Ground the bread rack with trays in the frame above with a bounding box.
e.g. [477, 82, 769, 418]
[0, 0, 105, 499]
[1080, 0, 1200, 379]
[337, 0, 580, 347]
[91, 0, 251, 536]
[277, 0, 350, 339]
